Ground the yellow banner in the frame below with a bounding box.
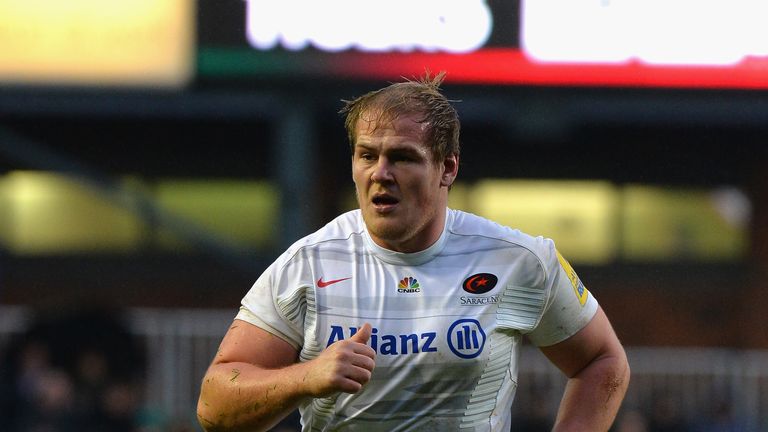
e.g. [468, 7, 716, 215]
[0, 0, 194, 87]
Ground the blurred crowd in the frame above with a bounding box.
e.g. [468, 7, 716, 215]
[510, 393, 749, 432]
[0, 309, 149, 432]
[610, 397, 748, 432]
[0, 309, 756, 432]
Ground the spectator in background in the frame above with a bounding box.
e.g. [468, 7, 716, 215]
[5, 339, 78, 432]
[0, 308, 145, 432]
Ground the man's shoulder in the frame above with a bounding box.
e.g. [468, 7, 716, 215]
[448, 209, 552, 249]
[285, 210, 365, 254]
[264, 210, 365, 276]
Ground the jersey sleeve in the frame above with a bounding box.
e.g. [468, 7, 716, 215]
[237, 258, 305, 350]
[525, 248, 598, 347]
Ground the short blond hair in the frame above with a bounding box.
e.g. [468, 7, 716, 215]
[339, 71, 461, 162]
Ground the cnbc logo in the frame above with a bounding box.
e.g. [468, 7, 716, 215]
[397, 276, 421, 294]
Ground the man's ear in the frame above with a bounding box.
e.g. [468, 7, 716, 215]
[441, 154, 459, 187]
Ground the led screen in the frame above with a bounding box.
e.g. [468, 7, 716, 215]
[198, 0, 768, 89]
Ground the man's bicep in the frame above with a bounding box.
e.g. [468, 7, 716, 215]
[214, 319, 299, 369]
[538, 306, 622, 378]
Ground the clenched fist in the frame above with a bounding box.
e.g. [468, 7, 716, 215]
[303, 323, 376, 397]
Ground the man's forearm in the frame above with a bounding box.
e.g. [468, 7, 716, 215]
[197, 321, 376, 432]
[197, 361, 310, 432]
[552, 352, 630, 431]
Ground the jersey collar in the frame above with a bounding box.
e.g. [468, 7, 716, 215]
[362, 208, 452, 266]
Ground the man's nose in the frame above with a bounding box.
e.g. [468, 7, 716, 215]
[370, 158, 394, 183]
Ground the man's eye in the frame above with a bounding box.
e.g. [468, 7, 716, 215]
[360, 153, 375, 161]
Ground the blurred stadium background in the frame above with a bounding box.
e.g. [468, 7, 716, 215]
[2, 1, 768, 431]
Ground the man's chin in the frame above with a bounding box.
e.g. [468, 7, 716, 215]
[365, 222, 407, 244]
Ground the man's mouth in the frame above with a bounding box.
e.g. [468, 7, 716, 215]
[372, 194, 399, 211]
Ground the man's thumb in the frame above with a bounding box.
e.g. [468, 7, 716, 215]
[351, 323, 372, 344]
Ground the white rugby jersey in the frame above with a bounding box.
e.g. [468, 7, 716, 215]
[238, 208, 598, 431]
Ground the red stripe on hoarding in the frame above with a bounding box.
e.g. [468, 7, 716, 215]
[332, 49, 768, 89]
